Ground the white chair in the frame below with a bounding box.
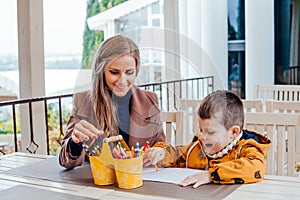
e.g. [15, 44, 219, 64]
[255, 84, 300, 101]
[242, 99, 264, 112]
[180, 99, 201, 144]
[265, 100, 300, 113]
[245, 112, 300, 176]
[160, 111, 184, 146]
[265, 100, 300, 170]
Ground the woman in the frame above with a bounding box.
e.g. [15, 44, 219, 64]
[59, 35, 165, 169]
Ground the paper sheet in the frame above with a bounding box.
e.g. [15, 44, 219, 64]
[142, 167, 204, 184]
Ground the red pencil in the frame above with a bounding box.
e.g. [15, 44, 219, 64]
[142, 141, 150, 152]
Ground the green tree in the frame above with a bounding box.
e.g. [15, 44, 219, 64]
[81, 0, 128, 69]
[82, 0, 103, 69]
[47, 102, 71, 155]
[0, 106, 21, 134]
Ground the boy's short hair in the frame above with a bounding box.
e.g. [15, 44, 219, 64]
[197, 90, 244, 130]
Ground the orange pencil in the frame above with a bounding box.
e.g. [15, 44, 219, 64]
[120, 139, 130, 151]
[131, 146, 135, 158]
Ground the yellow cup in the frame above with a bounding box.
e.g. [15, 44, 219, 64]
[296, 162, 300, 172]
[89, 156, 116, 185]
[114, 156, 143, 189]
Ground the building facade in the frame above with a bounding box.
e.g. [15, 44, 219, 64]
[87, 0, 279, 99]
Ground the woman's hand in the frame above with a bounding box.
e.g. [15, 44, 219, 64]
[143, 147, 165, 167]
[71, 120, 104, 143]
[179, 171, 212, 188]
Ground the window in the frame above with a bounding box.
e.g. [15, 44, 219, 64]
[275, 0, 300, 84]
[228, 0, 245, 98]
[116, 1, 164, 84]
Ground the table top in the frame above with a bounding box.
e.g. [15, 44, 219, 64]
[0, 152, 300, 200]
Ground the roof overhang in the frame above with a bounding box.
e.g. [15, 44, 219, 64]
[87, 0, 159, 30]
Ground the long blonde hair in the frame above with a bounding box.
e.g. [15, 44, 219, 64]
[91, 35, 140, 136]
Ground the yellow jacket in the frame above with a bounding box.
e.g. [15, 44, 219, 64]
[154, 129, 271, 184]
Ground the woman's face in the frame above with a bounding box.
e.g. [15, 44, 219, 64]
[104, 55, 137, 97]
[198, 117, 234, 156]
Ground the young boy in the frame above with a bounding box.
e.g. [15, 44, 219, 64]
[143, 90, 271, 188]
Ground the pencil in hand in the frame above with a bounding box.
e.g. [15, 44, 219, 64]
[154, 163, 159, 173]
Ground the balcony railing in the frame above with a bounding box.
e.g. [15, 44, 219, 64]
[0, 76, 213, 155]
[0, 94, 73, 155]
[138, 76, 214, 111]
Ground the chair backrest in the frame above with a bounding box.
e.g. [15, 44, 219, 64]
[180, 99, 263, 117]
[265, 100, 300, 169]
[160, 111, 184, 146]
[180, 99, 202, 144]
[242, 99, 264, 112]
[265, 100, 300, 113]
[255, 84, 300, 101]
[244, 112, 300, 176]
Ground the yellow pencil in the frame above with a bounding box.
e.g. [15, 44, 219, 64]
[154, 163, 159, 173]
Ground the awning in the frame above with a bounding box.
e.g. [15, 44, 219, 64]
[87, 0, 159, 30]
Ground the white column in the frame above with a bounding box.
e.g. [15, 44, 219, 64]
[199, 0, 228, 90]
[163, 0, 180, 80]
[179, 0, 203, 79]
[245, 0, 274, 99]
[179, 0, 228, 90]
[17, 0, 47, 154]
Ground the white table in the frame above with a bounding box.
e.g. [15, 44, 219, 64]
[1, 152, 300, 200]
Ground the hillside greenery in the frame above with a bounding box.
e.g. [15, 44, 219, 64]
[81, 0, 127, 69]
[0, 101, 71, 155]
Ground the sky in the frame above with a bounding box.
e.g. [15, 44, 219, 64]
[0, 0, 87, 56]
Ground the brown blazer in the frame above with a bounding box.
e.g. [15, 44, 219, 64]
[59, 86, 165, 169]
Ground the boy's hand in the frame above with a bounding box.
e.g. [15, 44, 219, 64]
[143, 147, 165, 167]
[179, 171, 212, 188]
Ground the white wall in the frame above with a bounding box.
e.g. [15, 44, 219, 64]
[245, 0, 274, 99]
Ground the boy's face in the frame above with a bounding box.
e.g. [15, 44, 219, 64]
[199, 117, 235, 156]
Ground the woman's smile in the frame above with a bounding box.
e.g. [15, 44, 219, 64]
[115, 84, 129, 91]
